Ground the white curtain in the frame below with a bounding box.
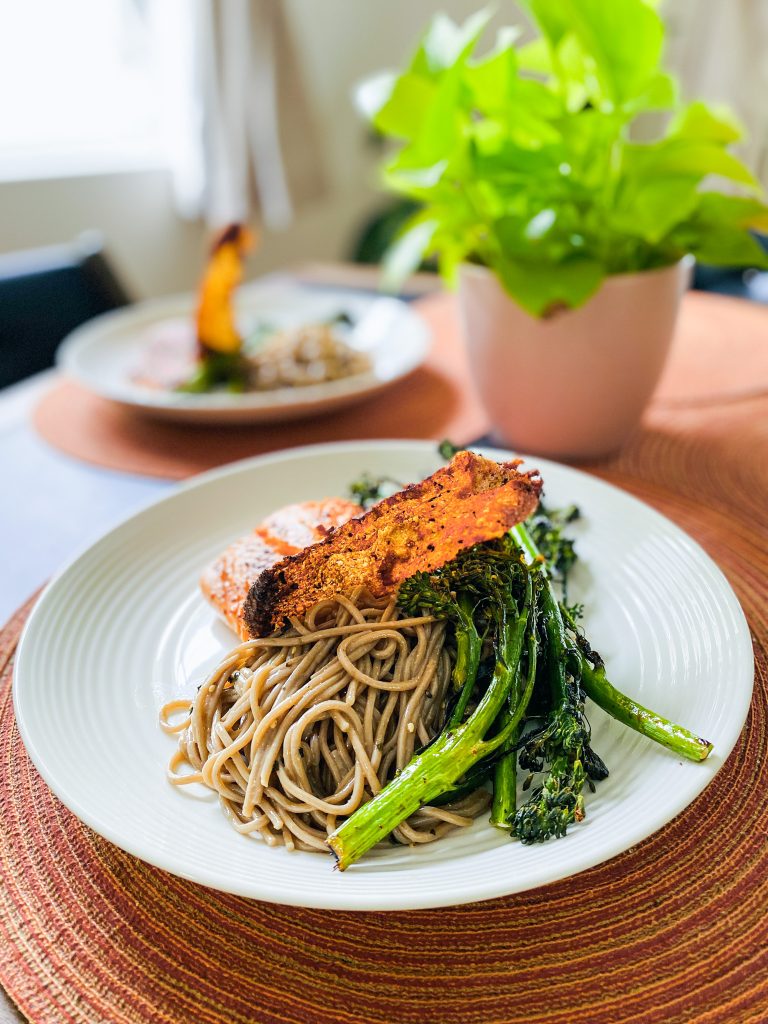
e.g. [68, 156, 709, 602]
[664, 0, 768, 187]
[151, 0, 327, 229]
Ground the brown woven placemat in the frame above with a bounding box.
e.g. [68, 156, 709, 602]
[2, 394, 768, 1022]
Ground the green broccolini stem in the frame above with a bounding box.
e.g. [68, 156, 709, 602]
[490, 663, 520, 830]
[579, 657, 713, 762]
[541, 573, 569, 707]
[511, 522, 541, 565]
[490, 630, 538, 829]
[511, 522, 713, 763]
[449, 593, 483, 728]
[488, 583, 528, 830]
[491, 754, 517, 830]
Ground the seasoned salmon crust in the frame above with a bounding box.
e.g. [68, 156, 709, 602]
[244, 452, 542, 638]
[200, 497, 362, 638]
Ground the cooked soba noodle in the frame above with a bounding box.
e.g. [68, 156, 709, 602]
[161, 589, 490, 852]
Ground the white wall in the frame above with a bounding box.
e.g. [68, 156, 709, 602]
[0, 168, 384, 300]
[0, 0, 493, 300]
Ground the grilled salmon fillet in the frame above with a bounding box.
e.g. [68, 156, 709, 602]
[200, 498, 362, 638]
[244, 452, 542, 638]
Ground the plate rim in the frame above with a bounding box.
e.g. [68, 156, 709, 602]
[12, 439, 755, 909]
[55, 283, 430, 415]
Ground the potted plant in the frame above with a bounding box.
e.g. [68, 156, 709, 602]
[363, 0, 768, 459]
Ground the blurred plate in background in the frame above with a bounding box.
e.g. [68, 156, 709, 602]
[57, 281, 430, 424]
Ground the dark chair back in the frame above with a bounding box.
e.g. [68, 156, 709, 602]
[0, 233, 131, 389]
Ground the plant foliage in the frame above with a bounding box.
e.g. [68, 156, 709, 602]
[367, 0, 768, 315]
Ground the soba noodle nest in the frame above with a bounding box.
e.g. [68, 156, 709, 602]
[161, 589, 490, 852]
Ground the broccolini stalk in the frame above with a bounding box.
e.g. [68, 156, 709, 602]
[327, 554, 538, 870]
[512, 578, 604, 843]
[491, 749, 518, 831]
[448, 592, 483, 727]
[489, 630, 538, 829]
[510, 522, 713, 764]
[527, 503, 581, 603]
[579, 648, 712, 762]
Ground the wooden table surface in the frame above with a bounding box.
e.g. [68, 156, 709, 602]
[1, 265, 766, 1024]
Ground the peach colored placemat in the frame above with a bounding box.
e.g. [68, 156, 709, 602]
[33, 296, 489, 480]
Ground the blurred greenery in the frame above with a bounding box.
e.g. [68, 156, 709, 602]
[351, 199, 423, 266]
[363, 0, 768, 316]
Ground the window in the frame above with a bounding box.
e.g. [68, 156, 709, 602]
[0, 0, 164, 180]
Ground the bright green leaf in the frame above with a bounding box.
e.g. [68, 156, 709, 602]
[499, 107, 562, 150]
[670, 101, 743, 144]
[492, 256, 604, 316]
[519, 0, 572, 49]
[610, 177, 701, 243]
[668, 144, 759, 188]
[383, 160, 448, 193]
[485, 79, 563, 150]
[554, 32, 595, 109]
[678, 225, 768, 268]
[355, 71, 397, 123]
[472, 25, 522, 67]
[465, 36, 519, 105]
[515, 79, 564, 119]
[383, 69, 467, 171]
[467, 119, 507, 154]
[695, 192, 768, 232]
[626, 70, 677, 113]
[411, 9, 493, 76]
[471, 141, 563, 183]
[623, 139, 760, 188]
[372, 73, 436, 141]
[559, 0, 665, 107]
[381, 217, 438, 291]
[516, 38, 552, 75]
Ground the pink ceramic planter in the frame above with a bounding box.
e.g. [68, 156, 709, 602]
[458, 258, 693, 460]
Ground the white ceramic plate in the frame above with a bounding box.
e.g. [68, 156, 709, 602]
[13, 441, 753, 910]
[56, 282, 430, 424]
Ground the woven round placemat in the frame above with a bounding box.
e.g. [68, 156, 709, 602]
[2, 393, 767, 1023]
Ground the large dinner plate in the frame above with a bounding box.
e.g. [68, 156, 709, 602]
[13, 441, 753, 910]
[56, 281, 429, 424]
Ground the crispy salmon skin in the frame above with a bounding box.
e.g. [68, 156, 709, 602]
[244, 452, 542, 638]
[200, 497, 362, 638]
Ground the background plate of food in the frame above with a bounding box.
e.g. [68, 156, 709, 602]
[57, 263, 430, 425]
[13, 441, 753, 910]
